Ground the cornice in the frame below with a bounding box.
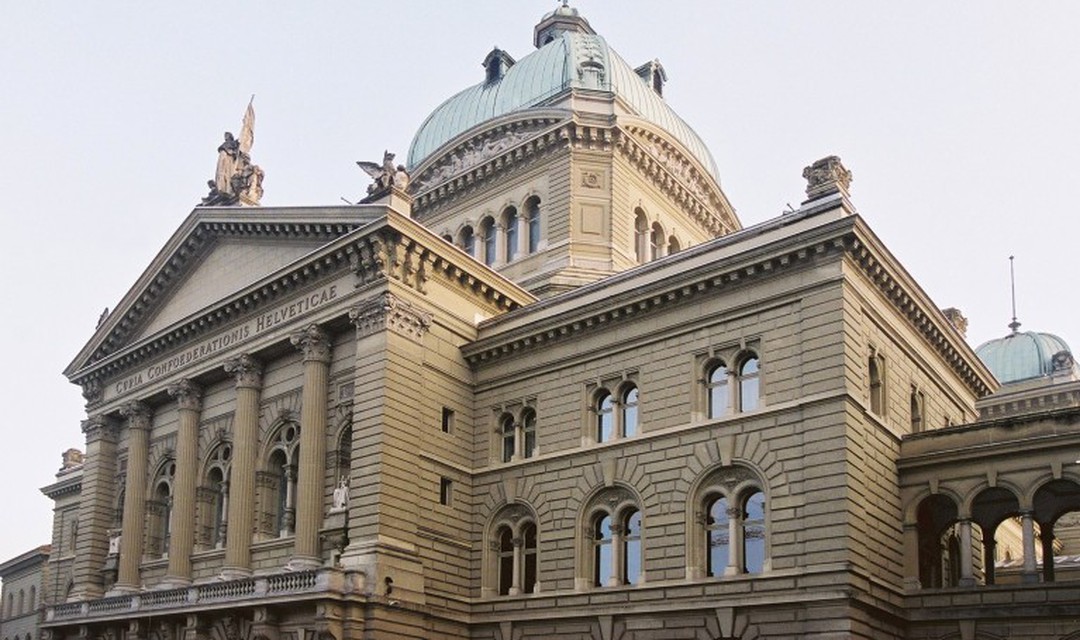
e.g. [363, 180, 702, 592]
[463, 216, 855, 367]
[615, 123, 739, 235]
[845, 220, 996, 398]
[70, 211, 533, 394]
[41, 473, 82, 500]
[412, 114, 571, 215]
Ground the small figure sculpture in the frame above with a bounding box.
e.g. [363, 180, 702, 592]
[108, 529, 121, 556]
[357, 151, 409, 196]
[331, 475, 349, 512]
[214, 132, 240, 193]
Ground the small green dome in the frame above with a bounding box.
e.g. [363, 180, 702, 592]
[975, 331, 1075, 384]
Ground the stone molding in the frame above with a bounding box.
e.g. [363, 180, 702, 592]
[168, 379, 203, 412]
[290, 325, 332, 364]
[224, 354, 263, 389]
[348, 292, 433, 341]
[348, 233, 430, 294]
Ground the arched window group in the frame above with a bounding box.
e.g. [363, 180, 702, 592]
[634, 208, 682, 264]
[497, 406, 538, 463]
[705, 351, 761, 419]
[259, 421, 300, 539]
[457, 196, 542, 267]
[869, 349, 886, 415]
[593, 383, 639, 443]
[585, 491, 643, 588]
[199, 442, 231, 549]
[490, 515, 539, 596]
[693, 465, 769, 580]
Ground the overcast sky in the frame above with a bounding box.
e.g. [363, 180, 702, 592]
[1, 2, 1078, 567]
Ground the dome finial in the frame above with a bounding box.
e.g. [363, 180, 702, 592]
[1008, 255, 1021, 334]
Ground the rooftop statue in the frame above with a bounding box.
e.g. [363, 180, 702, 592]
[202, 99, 264, 206]
[357, 150, 409, 197]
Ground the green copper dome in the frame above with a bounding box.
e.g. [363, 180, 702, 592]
[975, 331, 1075, 384]
[406, 26, 720, 181]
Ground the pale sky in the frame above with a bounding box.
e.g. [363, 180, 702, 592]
[1, 2, 1078, 566]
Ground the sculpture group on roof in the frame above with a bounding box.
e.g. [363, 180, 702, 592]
[357, 150, 409, 199]
[202, 99, 264, 207]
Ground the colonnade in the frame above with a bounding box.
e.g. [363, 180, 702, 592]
[90, 324, 333, 593]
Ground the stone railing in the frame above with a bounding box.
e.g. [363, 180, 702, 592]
[44, 568, 355, 624]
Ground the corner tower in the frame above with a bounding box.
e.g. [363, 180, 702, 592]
[406, 4, 740, 297]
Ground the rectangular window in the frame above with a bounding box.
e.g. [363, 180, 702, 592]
[439, 477, 453, 506]
[441, 407, 454, 433]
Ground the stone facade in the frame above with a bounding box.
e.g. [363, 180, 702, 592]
[29, 5, 1080, 640]
[1, 546, 50, 640]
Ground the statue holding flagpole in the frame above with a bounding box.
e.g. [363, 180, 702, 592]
[203, 97, 264, 206]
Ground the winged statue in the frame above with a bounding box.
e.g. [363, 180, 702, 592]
[357, 150, 409, 196]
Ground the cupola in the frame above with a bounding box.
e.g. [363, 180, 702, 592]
[534, 1, 595, 48]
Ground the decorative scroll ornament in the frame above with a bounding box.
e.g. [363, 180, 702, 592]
[81, 415, 118, 443]
[81, 377, 104, 404]
[290, 324, 332, 363]
[348, 292, 432, 341]
[802, 155, 853, 200]
[224, 354, 264, 389]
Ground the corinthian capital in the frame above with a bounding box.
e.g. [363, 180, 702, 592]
[81, 415, 118, 443]
[290, 324, 332, 364]
[224, 354, 263, 389]
[168, 379, 203, 412]
[119, 400, 152, 431]
[349, 292, 432, 341]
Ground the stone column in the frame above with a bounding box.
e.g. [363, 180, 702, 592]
[724, 506, 743, 576]
[509, 536, 523, 596]
[902, 523, 921, 590]
[982, 530, 997, 585]
[957, 519, 975, 587]
[516, 212, 528, 257]
[115, 402, 152, 592]
[70, 416, 119, 600]
[222, 354, 263, 576]
[165, 380, 202, 584]
[1021, 511, 1038, 584]
[290, 324, 332, 567]
[608, 524, 624, 587]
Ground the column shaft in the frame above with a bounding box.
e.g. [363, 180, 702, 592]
[509, 539, 522, 596]
[223, 355, 263, 576]
[291, 325, 332, 566]
[724, 508, 742, 576]
[1021, 512, 1038, 583]
[166, 380, 201, 583]
[958, 519, 975, 587]
[116, 402, 152, 591]
[71, 417, 118, 600]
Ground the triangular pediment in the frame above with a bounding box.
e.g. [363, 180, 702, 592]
[66, 207, 376, 378]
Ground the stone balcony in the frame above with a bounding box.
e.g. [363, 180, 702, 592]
[44, 568, 365, 626]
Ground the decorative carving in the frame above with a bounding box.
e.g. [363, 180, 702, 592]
[203, 99, 264, 207]
[357, 151, 409, 197]
[802, 155, 852, 200]
[290, 324, 332, 364]
[81, 378, 103, 404]
[120, 401, 152, 430]
[81, 416, 118, 443]
[224, 354, 264, 389]
[107, 529, 121, 556]
[349, 292, 433, 341]
[168, 379, 203, 412]
[1053, 350, 1076, 374]
[581, 171, 602, 189]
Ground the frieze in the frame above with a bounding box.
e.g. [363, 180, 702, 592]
[104, 280, 344, 402]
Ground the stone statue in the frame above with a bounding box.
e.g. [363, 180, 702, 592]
[357, 151, 408, 196]
[202, 99, 264, 206]
[331, 475, 349, 512]
[108, 529, 121, 555]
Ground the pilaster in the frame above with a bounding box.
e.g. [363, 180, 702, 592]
[70, 416, 119, 600]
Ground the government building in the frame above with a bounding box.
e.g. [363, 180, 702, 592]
[10, 4, 1080, 639]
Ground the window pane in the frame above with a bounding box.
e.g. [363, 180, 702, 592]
[708, 365, 728, 419]
[740, 377, 759, 411]
[523, 523, 537, 594]
[502, 417, 515, 462]
[505, 212, 518, 261]
[624, 511, 642, 585]
[498, 527, 514, 595]
[528, 201, 541, 253]
[595, 515, 613, 587]
[484, 221, 496, 266]
[597, 392, 614, 442]
[743, 491, 766, 574]
[622, 387, 638, 437]
[708, 497, 729, 577]
[523, 411, 536, 458]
